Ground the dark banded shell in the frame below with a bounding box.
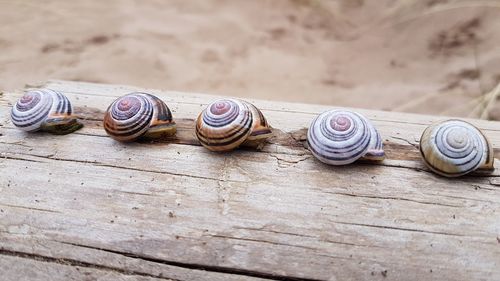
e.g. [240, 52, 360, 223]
[419, 120, 494, 177]
[195, 99, 272, 152]
[10, 89, 82, 134]
[103, 93, 176, 142]
[307, 110, 384, 165]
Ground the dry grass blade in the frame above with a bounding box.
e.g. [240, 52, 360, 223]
[466, 82, 500, 119]
[393, 91, 442, 112]
[479, 82, 500, 119]
[440, 94, 483, 116]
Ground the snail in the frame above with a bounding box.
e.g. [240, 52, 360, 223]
[10, 89, 83, 134]
[195, 98, 273, 152]
[419, 119, 494, 177]
[103, 92, 176, 142]
[307, 109, 384, 165]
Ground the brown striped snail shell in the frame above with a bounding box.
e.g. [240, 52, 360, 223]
[307, 109, 384, 165]
[196, 99, 273, 152]
[10, 89, 83, 134]
[419, 119, 494, 177]
[103, 92, 176, 142]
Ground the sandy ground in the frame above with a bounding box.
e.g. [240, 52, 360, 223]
[1, 0, 500, 119]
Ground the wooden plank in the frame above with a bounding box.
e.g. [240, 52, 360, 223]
[0, 80, 499, 281]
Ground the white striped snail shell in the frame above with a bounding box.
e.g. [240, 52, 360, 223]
[103, 92, 176, 142]
[419, 120, 494, 177]
[196, 99, 273, 152]
[307, 109, 384, 165]
[10, 89, 82, 134]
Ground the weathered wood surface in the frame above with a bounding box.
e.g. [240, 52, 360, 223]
[1, 80, 500, 281]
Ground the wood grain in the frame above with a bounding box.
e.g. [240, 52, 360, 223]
[0, 80, 499, 281]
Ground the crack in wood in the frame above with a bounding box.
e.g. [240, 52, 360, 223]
[205, 233, 318, 251]
[319, 191, 463, 208]
[0, 248, 181, 281]
[73, 132, 109, 138]
[117, 190, 156, 197]
[233, 226, 318, 238]
[390, 136, 419, 148]
[0, 203, 61, 214]
[52, 241, 323, 281]
[0, 154, 44, 163]
[439, 193, 499, 204]
[210, 231, 367, 249]
[377, 162, 432, 174]
[268, 154, 311, 168]
[328, 220, 466, 237]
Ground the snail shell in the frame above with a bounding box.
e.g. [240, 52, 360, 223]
[103, 92, 176, 142]
[195, 99, 273, 152]
[10, 89, 82, 134]
[307, 109, 384, 165]
[419, 119, 494, 177]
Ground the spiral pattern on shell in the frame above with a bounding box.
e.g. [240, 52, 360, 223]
[103, 92, 176, 142]
[419, 120, 493, 177]
[196, 99, 272, 152]
[307, 110, 384, 165]
[10, 89, 80, 134]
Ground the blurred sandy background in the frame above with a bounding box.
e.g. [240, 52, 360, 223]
[1, 0, 500, 119]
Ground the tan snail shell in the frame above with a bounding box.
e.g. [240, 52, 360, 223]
[103, 92, 176, 142]
[195, 99, 273, 152]
[419, 119, 494, 177]
[307, 109, 384, 165]
[10, 89, 82, 134]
